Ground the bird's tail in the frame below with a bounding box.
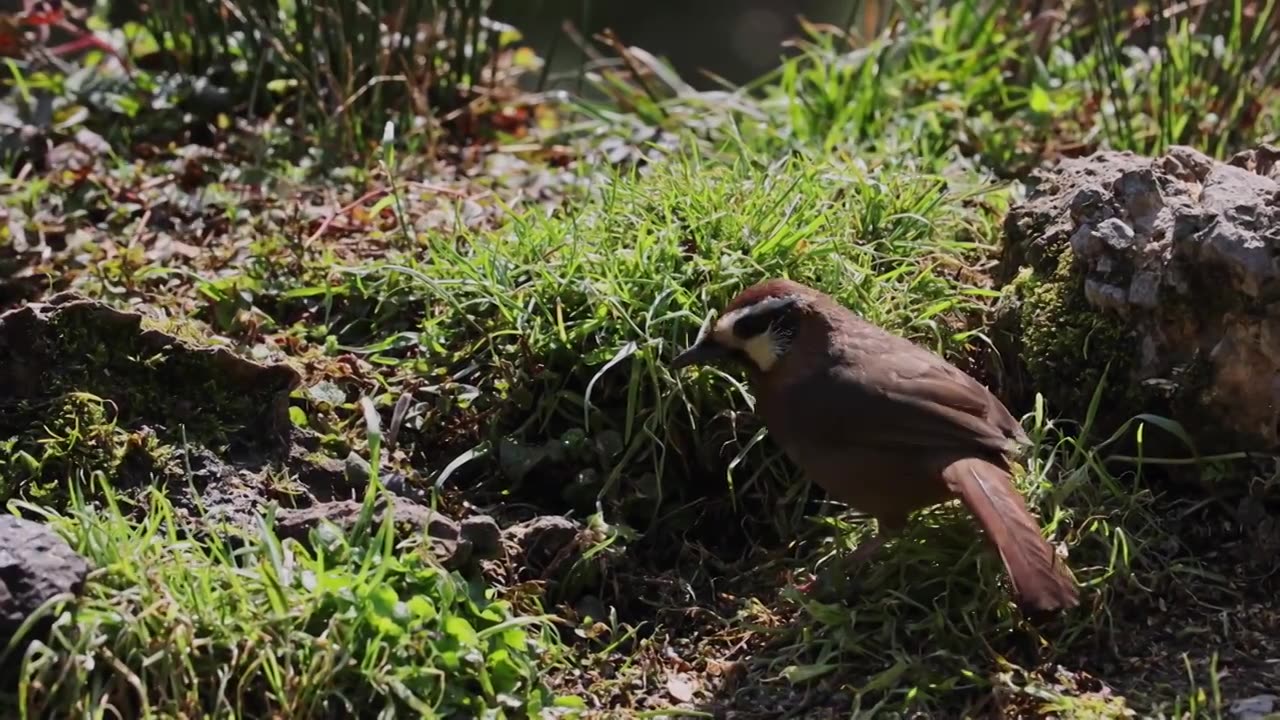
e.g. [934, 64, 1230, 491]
[941, 457, 1079, 614]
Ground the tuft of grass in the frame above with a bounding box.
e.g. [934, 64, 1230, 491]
[214, 147, 1005, 542]
[4, 479, 580, 718]
[94, 0, 531, 154]
[1074, 0, 1280, 157]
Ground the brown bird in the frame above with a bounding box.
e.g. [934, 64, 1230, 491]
[670, 278, 1079, 613]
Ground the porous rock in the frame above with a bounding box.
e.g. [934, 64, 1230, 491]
[503, 515, 584, 578]
[460, 515, 503, 560]
[0, 294, 330, 528]
[0, 516, 90, 650]
[998, 145, 1280, 450]
[0, 292, 301, 456]
[1229, 694, 1278, 720]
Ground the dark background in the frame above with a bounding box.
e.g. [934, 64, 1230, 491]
[498, 1, 858, 89]
[19, 0, 866, 90]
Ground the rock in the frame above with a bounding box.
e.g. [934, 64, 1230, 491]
[460, 515, 502, 560]
[0, 293, 301, 457]
[1230, 695, 1278, 720]
[1236, 497, 1280, 574]
[574, 593, 608, 623]
[343, 452, 372, 484]
[997, 145, 1280, 450]
[284, 447, 411, 502]
[0, 516, 90, 651]
[275, 498, 471, 567]
[286, 446, 350, 501]
[503, 515, 585, 578]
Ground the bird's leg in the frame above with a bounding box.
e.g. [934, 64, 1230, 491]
[838, 512, 904, 573]
[843, 530, 891, 567]
[795, 515, 904, 596]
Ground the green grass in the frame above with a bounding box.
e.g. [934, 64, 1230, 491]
[6, 480, 580, 718]
[3, 0, 1278, 717]
[122, 0, 517, 153]
[572, 0, 1280, 172]
[133, 148, 1005, 539]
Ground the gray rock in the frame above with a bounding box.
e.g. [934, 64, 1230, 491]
[460, 515, 502, 560]
[504, 515, 583, 576]
[1095, 217, 1136, 251]
[0, 516, 90, 649]
[1001, 145, 1280, 449]
[275, 499, 471, 567]
[1083, 278, 1129, 313]
[573, 594, 608, 623]
[1229, 694, 1278, 720]
[343, 452, 372, 484]
[1127, 271, 1161, 309]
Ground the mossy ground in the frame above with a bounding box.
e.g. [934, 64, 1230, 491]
[4, 3, 1280, 718]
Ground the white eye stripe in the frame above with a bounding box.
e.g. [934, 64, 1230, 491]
[716, 295, 796, 337]
[739, 296, 796, 316]
[714, 309, 745, 335]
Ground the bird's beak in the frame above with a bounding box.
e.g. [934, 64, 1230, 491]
[670, 311, 729, 370]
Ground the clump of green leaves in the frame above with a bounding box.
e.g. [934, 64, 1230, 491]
[0, 393, 164, 505]
[7, 484, 580, 718]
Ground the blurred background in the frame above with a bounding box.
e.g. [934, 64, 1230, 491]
[499, 1, 856, 88]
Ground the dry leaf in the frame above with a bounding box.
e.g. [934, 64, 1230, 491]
[666, 673, 698, 703]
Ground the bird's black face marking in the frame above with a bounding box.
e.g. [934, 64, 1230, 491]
[731, 309, 772, 340]
[731, 295, 798, 341]
[673, 294, 800, 373]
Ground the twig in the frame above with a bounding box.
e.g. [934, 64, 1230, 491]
[594, 28, 670, 120]
[305, 188, 388, 245]
[406, 181, 479, 199]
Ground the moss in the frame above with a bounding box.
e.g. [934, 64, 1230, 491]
[1006, 250, 1142, 421]
[0, 393, 170, 505]
[0, 300, 297, 458]
[0, 299, 298, 507]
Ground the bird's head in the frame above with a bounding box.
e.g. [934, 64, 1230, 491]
[669, 279, 815, 374]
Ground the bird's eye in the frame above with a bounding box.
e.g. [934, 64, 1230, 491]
[732, 310, 774, 339]
[731, 296, 796, 339]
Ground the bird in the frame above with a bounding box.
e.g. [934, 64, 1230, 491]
[669, 278, 1079, 613]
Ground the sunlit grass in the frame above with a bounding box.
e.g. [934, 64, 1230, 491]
[5, 477, 579, 718]
[3, 1, 1275, 717]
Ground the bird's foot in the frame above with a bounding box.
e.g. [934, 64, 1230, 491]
[789, 534, 893, 602]
[790, 561, 861, 603]
[847, 532, 890, 565]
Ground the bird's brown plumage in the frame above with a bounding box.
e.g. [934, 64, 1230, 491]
[729, 279, 1078, 613]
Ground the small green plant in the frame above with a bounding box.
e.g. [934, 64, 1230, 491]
[5, 477, 582, 718]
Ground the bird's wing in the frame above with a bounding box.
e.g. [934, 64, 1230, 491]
[777, 343, 1020, 458]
